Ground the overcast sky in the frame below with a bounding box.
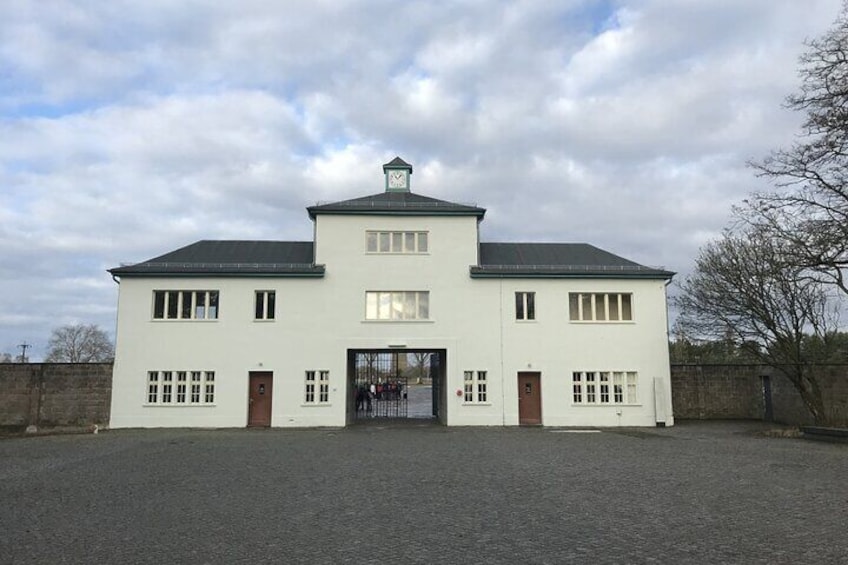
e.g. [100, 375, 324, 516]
[0, 0, 843, 360]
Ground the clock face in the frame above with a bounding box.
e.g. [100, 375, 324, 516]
[387, 170, 407, 189]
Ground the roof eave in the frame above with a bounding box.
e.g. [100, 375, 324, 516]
[469, 267, 675, 280]
[307, 209, 486, 219]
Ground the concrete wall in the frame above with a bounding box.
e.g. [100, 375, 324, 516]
[0, 363, 112, 429]
[671, 364, 848, 426]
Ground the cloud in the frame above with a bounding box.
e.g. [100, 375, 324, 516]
[0, 0, 844, 357]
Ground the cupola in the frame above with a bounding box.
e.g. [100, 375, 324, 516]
[383, 156, 413, 193]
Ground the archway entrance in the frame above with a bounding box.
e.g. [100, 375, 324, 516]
[346, 349, 446, 425]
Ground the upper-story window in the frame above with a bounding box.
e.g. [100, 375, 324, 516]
[366, 231, 428, 254]
[365, 291, 429, 320]
[515, 292, 535, 321]
[153, 290, 219, 320]
[255, 291, 275, 320]
[569, 293, 633, 322]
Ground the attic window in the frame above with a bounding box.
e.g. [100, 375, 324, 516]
[366, 231, 428, 254]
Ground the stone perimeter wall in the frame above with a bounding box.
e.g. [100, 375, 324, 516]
[671, 364, 848, 427]
[0, 362, 844, 428]
[0, 363, 112, 430]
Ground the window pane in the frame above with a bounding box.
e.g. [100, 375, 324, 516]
[267, 292, 275, 320]
[515, 293, 525, 320]
[255, 292, 265, 319]
[181, 291, 193, 319]
[621, 294, 632, 320]
[526, 292, 535, 320]
[391, 292, 404, 319]
[391, 232, 403, 252]
[367, 232, 378, 252]
[595, 294, 606, 321]
[167, 291, 179, 319]
[379, 232, 390, 252]
[154, 292, 165, 319]
[379, 292, 391, 319]
[208, 292, 219, 318]
[195, 291, 206, 319]
[569, 294, 579, 321]
[366, 292, 378, 319]
[404, 292, 416, 320]
[417, 292, 429, 319]
[405, 232, 415, 252]
[581, 294, 593, 321]
[417, 232, 428, 252]
[608, 294, 620, 320]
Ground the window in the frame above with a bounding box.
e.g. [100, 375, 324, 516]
[463, 371, 488, 403]
[255, 291, 275, 320]
[365, 291, 429, 320]
[366, 231, 428, 254]
[145, 370, 216, 405]
[569, 293, 632, 321]
[515, 292, 535, 320]
[305, 370, 330, 404]
[153, 290, 219, 320]
[572, 371, 638, 405]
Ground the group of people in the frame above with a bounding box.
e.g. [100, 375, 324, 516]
[354, 381, 406, 413]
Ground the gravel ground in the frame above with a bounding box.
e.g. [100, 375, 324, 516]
[1, 421, 846, 564]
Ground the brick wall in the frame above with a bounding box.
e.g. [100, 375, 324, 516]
[0, 363, 112, 429]
[671, 364, 848, 427]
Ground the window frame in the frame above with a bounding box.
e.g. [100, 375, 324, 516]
[144, 370, 216, 406]
[463, 370, 489, 404]
[152, 290, 220, 321]
[364, 291, 430, 321]
[515, 291, 536, 321]
[304, 370, 330, 405]
[254, 290, 276, 321]
[365, 231, 429, 254]
[569, 292, 633, 322]
[572, 371, 638, 406]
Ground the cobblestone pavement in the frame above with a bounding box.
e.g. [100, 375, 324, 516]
[1, 421, 846, 564]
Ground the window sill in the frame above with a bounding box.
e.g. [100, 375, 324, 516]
[143, 404, 217, 407]
[515, 320, 537, 323]
[151, 319, 219, 323]
[462, 403, 492, 406]
[568, 320, 635, 324]
[570, 404, 642, 408]
[301, 403, 332, 408]
[253, 319, 276, 323]
[361, 319, 435, 324]
[365, 252, 430, 256]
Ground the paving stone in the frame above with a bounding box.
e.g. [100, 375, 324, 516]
[0, 421, 845, 564]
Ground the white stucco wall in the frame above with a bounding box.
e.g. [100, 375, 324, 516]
[110, 212, 673, 428]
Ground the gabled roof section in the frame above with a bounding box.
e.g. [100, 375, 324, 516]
[109, 240, 324, 277]
[382, 156, 412, 171]
[471, 243, 674, 279]
[307, 191, 486, 219]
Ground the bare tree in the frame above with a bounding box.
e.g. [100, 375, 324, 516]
[45, 324, 114, 363]
[748, 4, 848, 295]
[676, 226, 840, 424]
[0, 353, 12, 363]
[409, 352, 430, 384]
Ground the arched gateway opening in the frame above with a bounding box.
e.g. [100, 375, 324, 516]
[346, 349, 447, 425]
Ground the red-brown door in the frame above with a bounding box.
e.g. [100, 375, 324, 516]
[248, 372, 273, 427]
[518, 372, 542, 425]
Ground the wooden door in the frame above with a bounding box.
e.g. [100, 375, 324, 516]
[518, 372, 542, 425]
[248, 372, 273, 427]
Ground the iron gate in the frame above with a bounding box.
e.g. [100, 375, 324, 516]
[352, 352, 408, 419]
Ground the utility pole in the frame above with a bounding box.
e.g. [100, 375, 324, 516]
[17, 342, 31, 363]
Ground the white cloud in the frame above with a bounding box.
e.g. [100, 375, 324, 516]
[0, 0, 845, 357]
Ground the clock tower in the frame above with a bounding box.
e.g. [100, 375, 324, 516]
[383, 156, 412, 193]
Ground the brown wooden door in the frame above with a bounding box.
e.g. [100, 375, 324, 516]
[248, 372, 273, 427]
[518, 372, 542, 425]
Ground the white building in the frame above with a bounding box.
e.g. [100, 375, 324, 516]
[109, 157, 674, 428]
